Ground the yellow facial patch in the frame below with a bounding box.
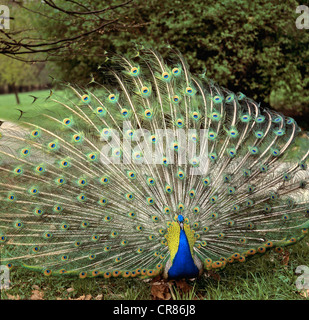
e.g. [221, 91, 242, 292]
[166, 222, 180, 263]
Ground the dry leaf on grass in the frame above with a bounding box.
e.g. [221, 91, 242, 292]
[32, 285, 40, 290]
[151, 282, 171, 300]
[282, 249, 290, 265]
[174, 279, 192, 293]
[73, 294, 92, 300]
[30, 289, 44, 300]
[6, 293, 20, 300]
[207, 270, 221, 282]
[67, 287, 74, 293]
[299, 290, 309, 298]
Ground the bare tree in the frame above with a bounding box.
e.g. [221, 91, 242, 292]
[0, 0, 136, 61]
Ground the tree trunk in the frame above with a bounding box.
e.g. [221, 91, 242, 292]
[12, 83, 20, 105]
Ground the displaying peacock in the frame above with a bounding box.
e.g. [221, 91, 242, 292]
[0, 48, 308, 281]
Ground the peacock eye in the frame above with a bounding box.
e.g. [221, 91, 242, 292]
[172, 68, 180, 75]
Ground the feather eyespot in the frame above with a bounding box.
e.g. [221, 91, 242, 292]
[128, 211, 136, 218]
[191, 112, 200, 120]
[112, 270, 120, 277]
[92, 270, 100, 277]
[164, 207, 171, 214]
[31, 129, 40, 137]
[127, 171, 136, 179]
[213, 96, 223, 103]
[185, 87, 194, 95]
[130, 67, 139, 76]
[255, 115, 265, 123]
[8, 194, 16, 202]
[147, 197, 154, 205]
[165, 185, 173, 194]
[121, 108, 129, 117]
[92, 235, 99, 241]
[21, 148, 30, 156]
[81, 94, 90, 103]
[43, 232, 52, 239]
[172, 95, 180, 103]
[225, 94, 234, 102]
[162, 71, 170, 80]
[141, 86, 150, 97]
[34, 208, 43, 216]
[193, 206, 200, 214]
[14, 221, 23, 229]
[14, 167, 23, 175]
[123, 271, 131, 278]
[61, 223, 69, 230]
[96, 107, 106, 116]
[209, 152, 218, 161]
[238, 92, 245, 100]
[44, 269, 52, 277]
[108, 94, 117, 102]
[176, 119, 184, 127]
[81, 221, 89, 228]
[104, 215, 112, 222]
[172, 67, 181, 76]
[104, 246, 111, 252]
[110, 231, 118, 238]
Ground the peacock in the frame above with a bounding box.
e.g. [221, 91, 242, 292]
[0, 48, 308, 281]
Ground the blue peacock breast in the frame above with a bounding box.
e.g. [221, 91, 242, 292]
[168, 229, 199, 279]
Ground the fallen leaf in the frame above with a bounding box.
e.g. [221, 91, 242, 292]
[31, 289, 44, 300]
[174, 279, 192, 293]
[95, 294, 103, 300]
[151, 281, 171, 300]
[207, 270, 221, 282]
[6, 293, 20, 300]
[32, 285, 40, 290]
[282, 249, 290, 265]
[300, 290, 309, 298]
[67, 287, 74, 293]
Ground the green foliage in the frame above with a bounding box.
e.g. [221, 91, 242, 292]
[0, 55, 47, 88]
[33, 0, 308, 117]
[0, 0, 50, 89]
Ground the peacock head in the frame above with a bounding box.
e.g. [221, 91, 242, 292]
[177, 214, 184, 230]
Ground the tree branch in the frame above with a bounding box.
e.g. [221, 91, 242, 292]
[1, 0, 135, 60]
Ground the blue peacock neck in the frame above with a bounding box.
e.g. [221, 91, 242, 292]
[167, 216, 200, 279]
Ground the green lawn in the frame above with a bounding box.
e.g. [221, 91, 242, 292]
[0, 90, 50, 121]
[1, 240, 308, 300]
[0, 90, 308, 300]
[0, 90, 72, 130]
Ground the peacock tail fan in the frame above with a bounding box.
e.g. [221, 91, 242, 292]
[0, 48, 308, 280]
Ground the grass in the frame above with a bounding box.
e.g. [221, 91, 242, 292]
[1, 240, 308, 300]
[0, 90, 51, 122]
[0, 89, 72, 130]
[0, 90, 308, 300]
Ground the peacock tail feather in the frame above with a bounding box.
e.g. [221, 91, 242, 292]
[0, 48, 308, 279]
